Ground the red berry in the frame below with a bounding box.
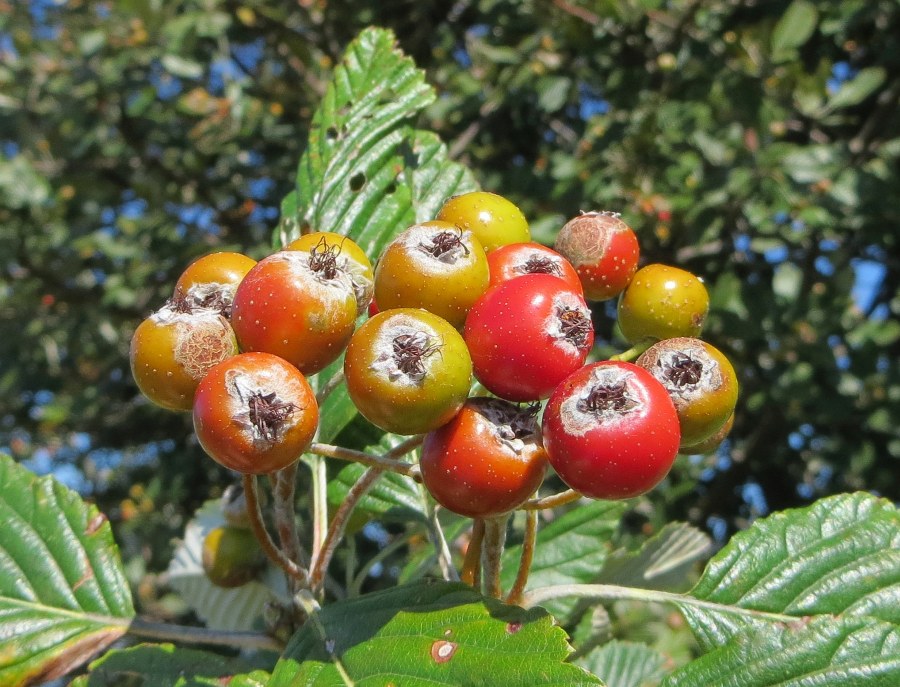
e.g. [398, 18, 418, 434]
[464, 274, 594, 402]
[541, 361, 681, 499]
[553, 211, 639, 301]
[193, 352, 319, 474]
[420, 398, 547, 518]
[486, 241, 583, 294]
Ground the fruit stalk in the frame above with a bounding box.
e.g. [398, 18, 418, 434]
[481, 513, 510, 599]
[506, 508, 538, 605]
[310, 466, 383, 593]
[242, 473, 309, 584]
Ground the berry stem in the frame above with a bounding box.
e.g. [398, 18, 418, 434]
[315, 368, 346, 405]
[422, 489, 459, 582]
[309, 454, 329, 567]
[481, 514, 510, 599]
[522, 488, 581, 510]
[506, 508, 538, 606]
[271, 463, 309, 572]
[242, 473, 309, 585]
[310, 466, 383, 594]
[609, 338, 654, 363]
[308, 442, 420, 479]
[460, 519, 485, 587]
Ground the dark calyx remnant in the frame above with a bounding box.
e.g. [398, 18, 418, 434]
[519, 255, 561, 276]
[495, 402, 541, 442]
[248, 391, 296, 442]
[662, 351, 703, 387]
[308, 237, 341, 280]
[168, 289, 196, 315]
[196, 289, 231, 317]
[393, 332, 441, 377]
[578, 381, 635, 414]
[558, 307, 592, 348]
[422, 230, 469, 259]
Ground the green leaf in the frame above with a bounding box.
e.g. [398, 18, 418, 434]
[161, 54, 204, 79]
[502, 500, 627, 618]
[279, 26, 476, 257]
[269, 581, 603, 686]
[598, 523, 712, 592]
[327, 432, 425, 523]
[771, 0, 818, 61]
[579, 640, 668, 687]
[772, 262, 802, 300]
[662, 616, 900, 686]
[71, 643, 269, 687]
[307, 354, 357, 444]
[826, 67, 886, 111]
[329, 462, 425, 524]
[276, 27, 476, 443]
[0, 455, 134, 684]
[679, 493, 900, 651]
[167, 500, 288, 632]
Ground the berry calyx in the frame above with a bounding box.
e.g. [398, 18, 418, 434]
[636, 337, 738, 447]
[542, 361, 681, 500]
[420, 397, 547, 518]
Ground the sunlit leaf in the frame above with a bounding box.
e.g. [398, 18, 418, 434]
[827, 67, 887, 111]
[269, 581, 603, 686]
[679, 493, 900, 651]
[0, 456, 134, 685]
[771, 0, 818, 61]
[71, 643, 269, 687]
[663, 616, 900, 686]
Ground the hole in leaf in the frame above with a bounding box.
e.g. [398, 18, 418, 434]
[325, 126, 339, 141]
[349, 173, 366, 192]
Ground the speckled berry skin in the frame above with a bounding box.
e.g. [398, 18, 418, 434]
[636, 337, 738, 447]
[436, 191, 530, 253]
[344, 308, 473, 435]
[231, 251, 357, 374]
[464, 274, 594, 402]
[553, 212, 640, 301]
[541, 361, 681, 500]
[486, 241, 583, 294]
[420, 397, 547, 518]
[616, 263, 709, 343]
[373, 221, 489, 329]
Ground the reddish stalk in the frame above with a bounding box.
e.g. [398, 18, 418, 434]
[309, 466, 383, 593]
[522, 488, 581, 510]
[461, 519, 485, 587]
[506, 509, 538, 605]
[242, 474, 308, 585]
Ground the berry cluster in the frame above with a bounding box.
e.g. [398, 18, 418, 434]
[130, 190, 737, 532]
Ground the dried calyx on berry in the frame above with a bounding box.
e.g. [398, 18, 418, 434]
[636, 337, 738, 448]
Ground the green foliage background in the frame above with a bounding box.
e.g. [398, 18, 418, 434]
[1, 0, 898, 620]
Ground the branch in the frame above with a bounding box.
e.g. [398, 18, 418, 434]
[308, 442, 421, 480]
[310, 466, 383, 593]
[127, 617, 283, 653]
[242, 473, 309, 585]
[506, 509, 538, 605]
[522, 489, 581, 510]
